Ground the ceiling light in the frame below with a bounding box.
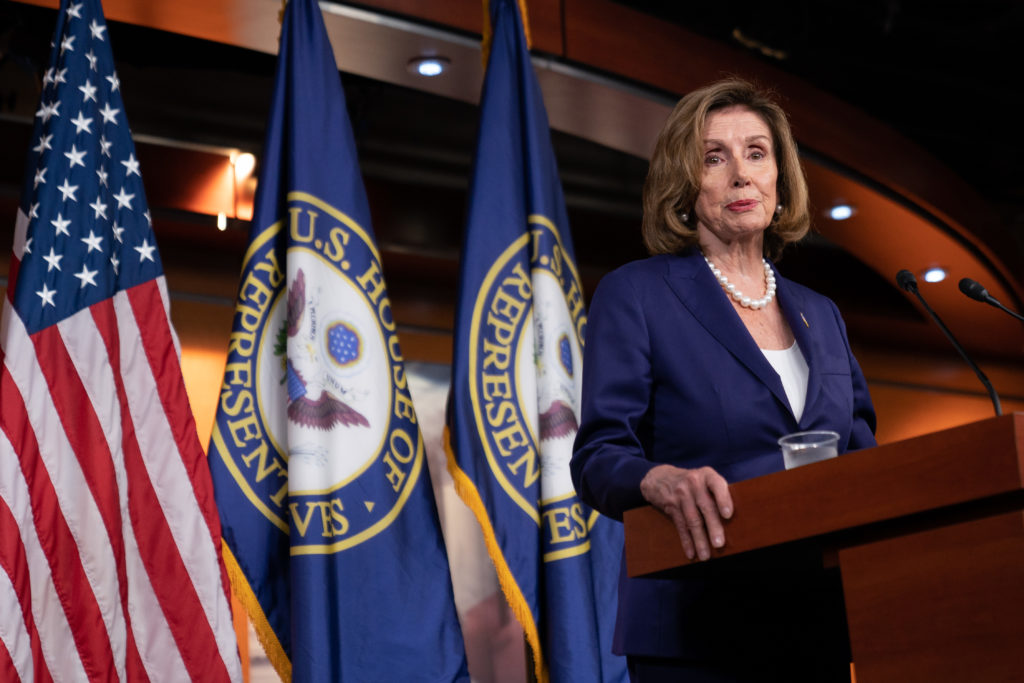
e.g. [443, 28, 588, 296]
[828, 203, 855, 221]
[922, 267, 947, 283]
[408, 56, 449, 77]
[217, 212, 227, 231]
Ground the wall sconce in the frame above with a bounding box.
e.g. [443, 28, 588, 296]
[229, 151, 257, 223]
[233, 152, 256, 181]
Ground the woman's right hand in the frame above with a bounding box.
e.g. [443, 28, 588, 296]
[639, 464, 733, 561]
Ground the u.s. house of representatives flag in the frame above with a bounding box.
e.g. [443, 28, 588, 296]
[207, 0, 468, 681]
[0, 1, 242, 681]
[445, 1, 627, 682]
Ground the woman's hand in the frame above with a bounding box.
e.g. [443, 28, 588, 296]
[639, 464, 733, 561]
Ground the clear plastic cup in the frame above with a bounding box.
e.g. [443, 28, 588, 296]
[778, 430, 840, 470]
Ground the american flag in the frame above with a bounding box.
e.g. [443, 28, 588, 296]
[0, 1, 242, 681]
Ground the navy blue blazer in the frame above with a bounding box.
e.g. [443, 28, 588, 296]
[571, 249, 876, 661]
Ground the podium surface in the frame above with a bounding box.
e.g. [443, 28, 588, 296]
[624, 413, 1024, 682]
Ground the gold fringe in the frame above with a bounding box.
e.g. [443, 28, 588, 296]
[481, 0, 533, 68]
[222, 541, 292, 683]
[444, 426, 548, 683]
[518, 0, 533, 48]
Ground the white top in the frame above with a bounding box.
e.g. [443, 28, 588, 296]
[761, 341, 809, 422]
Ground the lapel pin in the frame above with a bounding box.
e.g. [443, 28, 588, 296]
[800, 312, 809, 328]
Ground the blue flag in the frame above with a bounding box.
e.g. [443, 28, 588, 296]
[207, 1, 468, 680]
[445, 1, 627, 681]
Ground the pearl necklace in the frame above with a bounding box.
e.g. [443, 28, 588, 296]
[703, 255, 777, 310]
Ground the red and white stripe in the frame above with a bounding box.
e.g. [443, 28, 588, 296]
[0, 231, 241, 681]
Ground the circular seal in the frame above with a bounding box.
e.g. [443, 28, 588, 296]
[259, 252, 390, 492]
[468, 216, 586, 524]
[214, 191, 425, 554]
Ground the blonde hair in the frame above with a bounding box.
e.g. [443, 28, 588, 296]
[641, 78, 810, 259]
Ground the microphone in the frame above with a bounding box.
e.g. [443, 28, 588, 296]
[896, 269, 1002, 416]
[959, 278, 1024, 323]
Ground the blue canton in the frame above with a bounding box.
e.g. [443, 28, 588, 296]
[16, 0, 161, 335]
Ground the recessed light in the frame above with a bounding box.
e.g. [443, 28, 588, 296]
[828, 203, 855, 221]
[408, 56, 450, 77]
[922, 267, 947, 283]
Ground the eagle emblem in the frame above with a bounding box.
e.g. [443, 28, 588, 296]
[282, 267, 369, 431]
[535, 303, 579, 442]
[538, 400, 578, 440]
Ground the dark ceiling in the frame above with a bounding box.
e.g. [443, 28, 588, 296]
[618, 0, 1024, 236]
[1, 0, 1022, 364]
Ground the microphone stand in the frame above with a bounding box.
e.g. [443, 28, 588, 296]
[897, 270, 1002, 416]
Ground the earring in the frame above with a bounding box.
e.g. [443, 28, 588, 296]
[680, 211, 690, 223]
[775, 203, 783, 216]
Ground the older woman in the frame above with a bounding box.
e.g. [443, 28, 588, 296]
[571, 79, 876, 681]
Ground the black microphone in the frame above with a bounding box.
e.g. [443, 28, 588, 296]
[896, 269, 1002, 416]
[959, 278, 1024, 323]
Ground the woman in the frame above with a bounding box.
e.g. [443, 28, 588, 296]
[570, 79, 877, 681]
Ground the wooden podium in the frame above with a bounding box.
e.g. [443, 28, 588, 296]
[624, 413, 1024, 682]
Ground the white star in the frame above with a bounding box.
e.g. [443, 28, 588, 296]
[105, 72, 119, 92]
[33, 133, 53, 154]
[65, 144, 87, 169]
[53, 68, 67, 85]
[60, 34, 75, 54]
[85, 49, 97, 71]
[121, 153, 140, 177]
[113, 187, 134, 210]
[71, 111, 93, 134]
[57, 178, 78, 202]
[81, 230, 104, 252]
[110, 253, 120, 274]
[111, 222, 125, 243]
[28, 202, 39, 219]
[42, 68, 54, 87]
[43, 247, 63, 272]
[67, 2, 83, 19]
[98, 102, 119, 125]
[79, 79, 97, 102]
[24, 237, 32, 254]
[74, 264, 98, 288]
[144, 210, 151, 226]
[98, 135, 112, 157]
[35, 100, 59, 123]
[51, 213, 71, 236]
[135, 239, 156, 263]
[89, 19, 106, 41]
[33, 167, 47, 189]
[96, 166, 109, 187]
[36, 283, 57, 308]
[89, 197, 108, 220]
